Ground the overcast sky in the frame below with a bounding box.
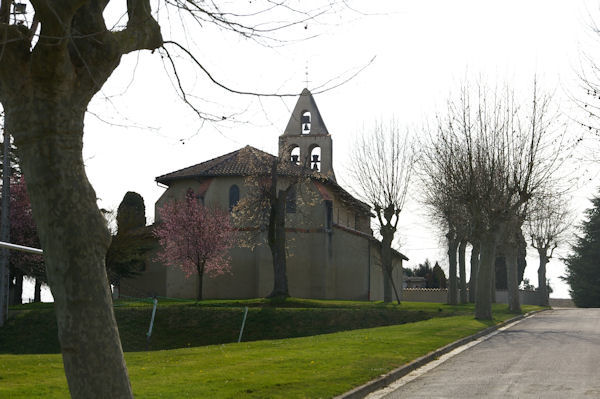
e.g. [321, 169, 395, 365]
[28, 0, 600, 300]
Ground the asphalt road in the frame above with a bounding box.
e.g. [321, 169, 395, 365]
[377, 308, 600, 399]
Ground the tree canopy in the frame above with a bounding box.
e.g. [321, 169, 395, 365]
[105, 192, 153, 288]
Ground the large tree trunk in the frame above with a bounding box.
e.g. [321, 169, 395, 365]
[505, 243, 521, 313]
[537, 249, 549, 306]
[447, 231, 459, 305]
[11, 109, 133, 398]
[475, 229, 501, 320]
[468, 241, 480, 303]
[0, 0, 161, 395]
[268, 190, 289, 297]
[490, 256, 496, 303]
[380, 230, 399, 303]
[458, 240, 468, 304]
[34, 278, 42, 303]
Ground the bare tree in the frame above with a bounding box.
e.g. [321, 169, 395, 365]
[527, 195, 571, 306]
[0, 1, 350, 397]
[348, 121, 416, 303]
[419, 143, 471, 305]
[422, 81, 565, 320]
[233, 146, 317, 298]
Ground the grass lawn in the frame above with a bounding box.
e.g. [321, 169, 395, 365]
[0, 303, 542, 399]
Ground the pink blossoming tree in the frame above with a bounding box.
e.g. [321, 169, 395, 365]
[154, 191, 236, 300]
[8, 177, 45, 304]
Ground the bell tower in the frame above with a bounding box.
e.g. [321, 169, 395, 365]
[278, 88, 336, 181]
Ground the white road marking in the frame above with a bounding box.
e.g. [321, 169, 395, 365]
[365, 315, 535, 399]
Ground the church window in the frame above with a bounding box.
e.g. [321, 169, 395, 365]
[325, 200, 333, 231]
[301, 111, 311, 134]
[286, 186, 297, 213]
[229, 185, 240, 211]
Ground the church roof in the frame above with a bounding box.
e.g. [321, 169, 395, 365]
[156, 146, 276, 182]
[156, 145, 371, 214]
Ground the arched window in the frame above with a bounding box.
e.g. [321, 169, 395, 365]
[229, 185, 240, 211]
[310, 146, 321, 171]
[301, 111, 311, 134]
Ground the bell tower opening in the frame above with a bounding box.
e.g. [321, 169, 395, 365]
[290, 146, 300, 165]
[278, 88, 336, 181]
[309, 146, 321, 171]
[301, 111, 311, 134]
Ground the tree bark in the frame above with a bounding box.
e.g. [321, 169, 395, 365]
[10, 109, 133, 398]
[490, 256, 496, 303]
[475, 230, 500, 320]
[34, 278, 42, 302]
[505, 243, 521, 313]
[537, 249, 549, 306]
[468, 241, 479, 303]
[447, 230, 459, 305]
[268, 188, 289, 297]
[196, 261, 205, 301]
[380, 230, 395, 303]
[458, 240, 468, 304]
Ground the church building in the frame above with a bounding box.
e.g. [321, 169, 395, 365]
[121, 89, 407, 300]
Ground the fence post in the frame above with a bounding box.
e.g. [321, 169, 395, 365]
[238, 306, 248, 343]
[146, 296, 158, 350]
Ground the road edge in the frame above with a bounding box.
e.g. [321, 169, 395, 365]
[334, 309, 548, 399]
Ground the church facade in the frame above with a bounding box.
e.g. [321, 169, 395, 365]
[121, 89, 407, 301]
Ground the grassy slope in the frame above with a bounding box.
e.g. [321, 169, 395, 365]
[2, 298, 480, 354]
[0, 302, 542, 398]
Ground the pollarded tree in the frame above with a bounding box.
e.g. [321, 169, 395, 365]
[422, 81, 565, 319]
[348, 121, 416, 303]
[563, 191, 600, 307]
[155, 190, 236, 300]
[420, 143, 471, 305]
[0, 2, 346, 396]
[528, 195, 571, 306]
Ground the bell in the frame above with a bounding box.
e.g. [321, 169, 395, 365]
[291, 154, 299, 164]
[303, 123, 310, 131]
[301, 115, 311, 124]
[14, 3, 26, 13]
[312, 154, 319, 162]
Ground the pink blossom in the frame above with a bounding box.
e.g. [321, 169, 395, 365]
[154, 191, 236, 280]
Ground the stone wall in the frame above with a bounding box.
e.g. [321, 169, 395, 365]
[401, 288, 544, 306]
[401, 288, 448, 303]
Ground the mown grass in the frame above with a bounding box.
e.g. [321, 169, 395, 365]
[0, 305, 542, 399]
